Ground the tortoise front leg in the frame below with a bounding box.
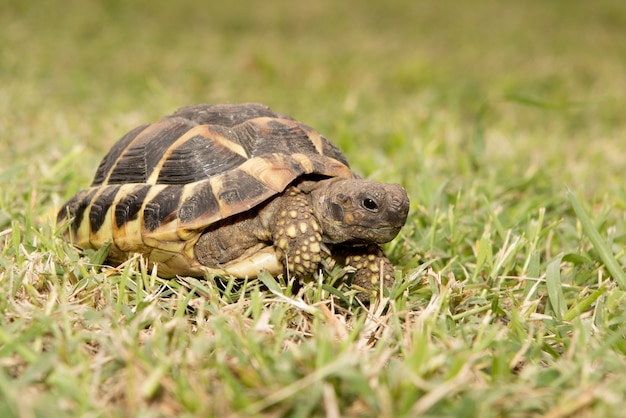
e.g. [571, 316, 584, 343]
[268, 187, 324, 277]
[335, 244, 395, 296]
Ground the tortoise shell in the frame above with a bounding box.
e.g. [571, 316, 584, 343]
[58, 103, 356, 276]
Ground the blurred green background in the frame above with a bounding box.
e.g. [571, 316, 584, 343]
[3, 0, 624, 186]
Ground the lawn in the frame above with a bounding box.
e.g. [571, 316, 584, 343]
[2, 0, 626, 416]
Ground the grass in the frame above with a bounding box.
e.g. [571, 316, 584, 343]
[2, 0, 626, 416]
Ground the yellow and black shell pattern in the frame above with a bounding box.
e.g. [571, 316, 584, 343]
[57, 103, 356, 276]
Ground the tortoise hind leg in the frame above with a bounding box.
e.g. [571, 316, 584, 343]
[195, 215, 264, 266]
[193, 213, 283, 277]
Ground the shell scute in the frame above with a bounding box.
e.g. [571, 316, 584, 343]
[155, 126, 248, 185]
[57, 188, 98, 237]
[170, 103, 292, 127]
[218, 169, 269, 204]
[102, 118, 195, 185]
[91, 124, 149, 186]
[89, 184, 121, 233]
[114, 184, 151, 228]
[178, 181, 221, 225]
[241, 118, 322, 158]
[143, 185, 184, 232]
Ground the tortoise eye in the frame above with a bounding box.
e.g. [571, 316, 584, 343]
[362, 198, 379, 212]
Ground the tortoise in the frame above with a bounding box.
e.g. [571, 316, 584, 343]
[57, 103, 410, 298]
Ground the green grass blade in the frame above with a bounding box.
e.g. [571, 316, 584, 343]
[567, 191, 626, 290]
[546, 255, 566, 320]
[258, 270, 284, 295]
[563, 286, 607, 322]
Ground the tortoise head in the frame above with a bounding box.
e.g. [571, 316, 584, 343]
[311, 178, 409, 244]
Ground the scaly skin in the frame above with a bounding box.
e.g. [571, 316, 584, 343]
[334, 244, 395, 296]
[267, 187, 324, 277]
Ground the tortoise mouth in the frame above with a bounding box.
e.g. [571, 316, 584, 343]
[372, 225, 403, 243]
[348, 225, 402, 244]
